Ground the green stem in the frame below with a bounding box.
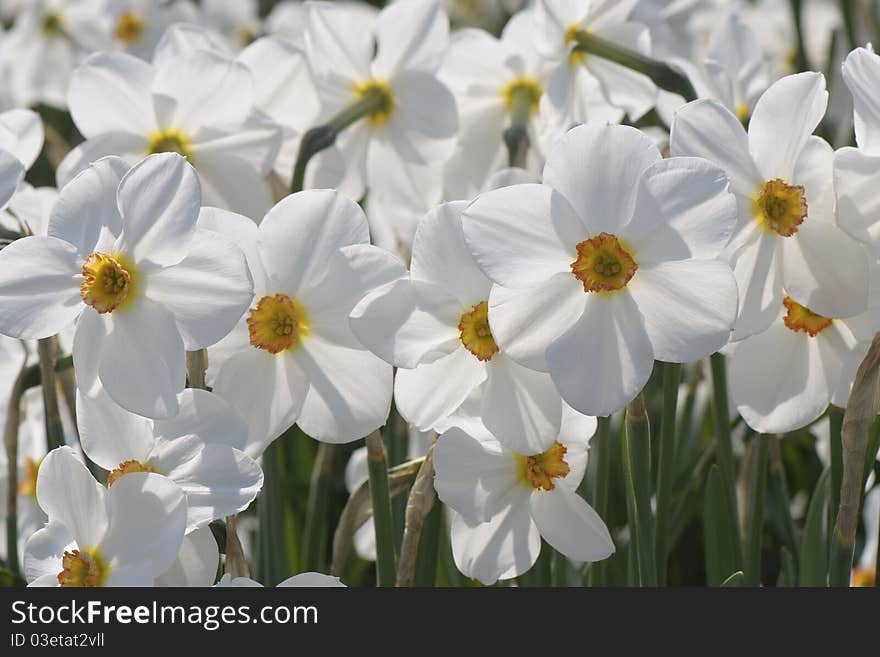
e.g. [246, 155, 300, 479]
[257, 439, 286, 586]
[571, 30, 696, 101]
[366, 430, 397, 586]
[709, 352, 743, 570]
[789, 0, 809, 72]
[37, 336, 64, 451]
[21, 354, 73, 390]
[655, 362, 680, 585]
[302, 442, 335, 572]
[588, 415, 612, 586]
[413, 501, 441, 587]
[290, 87, 388, 194]
[503, 85, 533, 167]
[768, 438, 799, 569]
[840, 0, 857, 51]
[745, 436, 770, 586]
[4, 359, 26, 578]
[622, 393, 657, 586]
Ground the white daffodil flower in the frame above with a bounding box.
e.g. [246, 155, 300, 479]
[155, 526, 220, 587]
[729, 269, 880, 434]
[439, 10, 553, 198]
[76, 384, 263, 532]
[462, 123, 739, 417]
[0, 154, 255, 419]
[672, 72, 871, 339]
[533, 0, 656, 126]
[834, 46, 880, 258]
[202, 0, 263, 52]
[1, 0, 108, 109]
[304, 0, 459, 201]
[206, 191, 399, 452]
[57, 38, 282, 219]
[105, 0, 200, 60]
[433, 406, 611, 585]
[352, 200, 565, 455]
[215, 572, 345, 587]
[23, 446, 187, 587]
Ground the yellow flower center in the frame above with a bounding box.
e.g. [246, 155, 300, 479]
[753, 179, 807, 237]
[571, 232, 638, 294]
[565, 24, 586, 66]
[57, 548, 109, 587]
[500, 77, 542, 116]
[515, 442, 571, 491]
[107, 459, 157, 487]
[114, 11, 144, 44]
[146, 129, 193, 161]
[458, 300, 499, 362]
[40, 11, 63, 38]
[735, 103, 750, 122]
[80, 252, 137, 314]
[236, 26, 256, 48]
[851, 568, 876, 587]
[247, 293, 309, 354]
[352, 79, 395, 127]
[16, 456, 41, 499]
[782, 296, 832, 337]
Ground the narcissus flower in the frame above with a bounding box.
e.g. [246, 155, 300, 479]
[23, 446, 186, 587]
[671, 72, 870, 339]
[304, 0, 458, 200]
[433, 406, 611, 584]
[216, 572, 345, 587]
[533, 0, 656, 126]
[0, 154, 254, 418]
[207, 191, 399, 451]
[351, 200, 565, 455]
[834, 46, 880, 259]
[58, 39, 281, 218]
[77, 384, 263, 531]
[105, 0, 200, 60]
[729, 282, 880, 434]
[155, 527, 220, 587]
[462, 123, 739, 416]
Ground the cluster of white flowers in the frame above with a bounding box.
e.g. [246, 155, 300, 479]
[0, 0, 878, 588]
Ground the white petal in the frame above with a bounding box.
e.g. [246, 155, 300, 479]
[834, 147, 880, 257]
[55, 133, 149, 190]
[277, 572, 346, 587]
[153, 389, 250, 453]
[153, 441, 263, 531]
[730, 317, 833, 433]
[98, 296, 186, 419]
[23, 522, 71, 584]
[543, 123, 660, 235]
[117, 153, 200, 267]
[488, 275, 586, 372]
[155, 526, 220, 587]
[433, 427, 521, 522]
[145, 229, 253, 350]
[294, 336, 392, 443]
[482, 356, 562, 456]
[410, 200, 490, 305]
[748, 72, 827, 181]
[670, 98, 762, 195]
[35, 446, 108, 548]
[529, 487, 614, 562]
[628, 259, 738, 362]
[0, 236, 82, 339]
[841, 46, 880, 153]
[101, 472, 187, 576]
[625, 156, 738, 263]
[258, 189, 369, 293]
[49, 156, 129, 256]
[0, 149, 23, 209]
[782, 221, 869, 320]
[76, 387, 155, 470]
[211, 349, 309, 459]
[462, 184, 581, 288]
[546, 292, 654, 417]
[372, 0, 448, 78]
[304, 3, 373, 97]
[0, 108, 44, 170]
[394, 348, 486, 433]
[189, 143, 277, 219]
[450, 504, 540, 585]
[69, 52, 157, 139]
[730, 231, 783, 339]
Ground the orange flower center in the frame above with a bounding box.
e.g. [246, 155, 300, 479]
[57, 549, 109, 587]
[571, 232, 638, 294]
[782, 296, 832, 337]
[107, 460, 157, 487]
[515, 442, 571, 491]
[80, 252, 136, 314]
[16, 456, 40, 499]
[753, 179, 807, 237]
[115, 11, 144, 44]
[247, 293, 309, 354]
[458, 300, 499, 362]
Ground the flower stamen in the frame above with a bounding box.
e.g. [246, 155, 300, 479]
[114, 11, 144, 44]
[571, 232, 638, 293]
[458, 300, 499, 362]
[515, 442, 571, 491]
[57, 549, 109, 587]
[782, 296, 832, 337]
[352, 79, 395, 127]
[107, 460, 157, 487]
[753, 179, 807, 237]
[80, 252, 136, 314]
[146, 129, 193, 161]
[247, 293, 309, 354]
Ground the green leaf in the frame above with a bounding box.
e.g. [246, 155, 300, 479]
[799, 468, 830, 587]
[704, 465, 740, 586]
